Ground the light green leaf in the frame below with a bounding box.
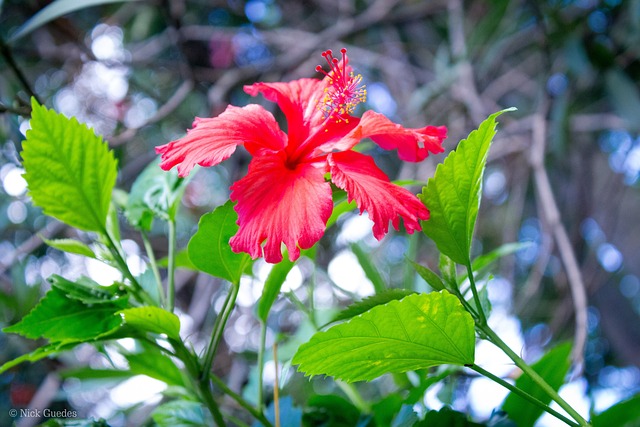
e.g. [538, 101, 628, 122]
[420, 109, 514, 264]
[351, 243, 387, 293]
[592, 394, 640, 427]
[118, 306, 180, 340]
[328, 288, 416, 324]
[8, 0, 144, 44]
[293, 291, 475, 382]
[502, 342, 572, 427]
[187, 201, 251, 283]
[409, 260, 446, 291]
[126, 343, 185, 387]
[22, 99, 117, 232]
[126, 158, 187, 230]
[3, 288, 126, 341]
[257, 257, 295, 323]
[42, 237, 96, 258]
[152, 400, 210, 427]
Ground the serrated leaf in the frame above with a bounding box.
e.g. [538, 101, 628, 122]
[502, 342, 572, 427]
[126, 345, 185, 387]
[187, 201, 251, 283]
[8, 0, 144, 44]
[3, 288, 126, 341]
[328, 288, 416, 324]
[22, 99, 117, 232]
[351, 243, 387, 293]
[420, 109, 514, 264]
[126, 158, 187, 230]
[591, 394, 640, 427]
[257, 256, 295, 323]
[118, 306, 180, 340]
[49, 274, 127, 304]
[152, 400, 210, 427]
[409, 260, 446, 291]
[42, 237, 96, 258]
[293, 291, 475, 382]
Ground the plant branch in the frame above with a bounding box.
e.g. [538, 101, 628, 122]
[201, 282, 239, 381]
[167, 220, 177, 312]
[209, 373, 273, 427]
[141, 230, 166, 307]
[465, 261, 487, 325]
[0, 36, 41, 104]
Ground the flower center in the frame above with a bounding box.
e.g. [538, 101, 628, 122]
[315, 48, 367, 121]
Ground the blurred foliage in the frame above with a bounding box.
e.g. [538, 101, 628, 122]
[1, 0, 640, 425]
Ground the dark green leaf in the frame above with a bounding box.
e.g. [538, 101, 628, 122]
[409, 260, 446, 291]
[49, 275, 127, 304]
[42, 237, 96, 258]
[118, 306, 180, 340]
[0, 342, 76, 374]
[303, 395, 361, 426]
[502, 342, 572, 427]
[591, 394, 640, 427]
[22, 99, 117, 232]
[420, 109, 514, 264]
[187, 201, 251, 283]
[3, 288, 126, 341]
[328, 288, 416, 324]
[9, 0, 144, 44]
[152, 400, 210, 427]
[293, 291, 475, 382]
[257, 257, 295, 323]
[39, 418, 111, 427]
[351, 243, 387, 293]
[416, 406, 486, 426]
[59, 367, 134, 380]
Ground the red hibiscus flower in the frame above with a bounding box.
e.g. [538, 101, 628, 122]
[156, 49, 446, 263]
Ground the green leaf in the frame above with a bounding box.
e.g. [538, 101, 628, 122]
[470, 242, 532, 273]
[126, 158, 187, 230]
[502, 342, 572, 427]
[118, 306, 180, 340]
[293, 291, 475, 382]
[304, 395, 361, 426]
[39, 418, 111, 427]
[416, 406, 486, 426]
[152, 400, 211, 427]
[420, 109, 514, 264]
[328, 288, 416, 324]
[351, 243, 387, 293]
[257, 257, 296, 323]
[591, 394, 640, 427]
[60, 367, 134, 380]
[439, 253, 458, 290]
[3, 288, 126, 341]
[8, 0, 144, 44]
[409, 259, 446, 291]
[126, 346, 185, 387]
[188, 201, 251, 283]
[49, 274, 127, 304]
[0, 342, 76, 374]
[42, 237, 96, 258]
[22, 99, 117, 232]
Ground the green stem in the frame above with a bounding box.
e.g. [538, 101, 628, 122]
[167, 220, 177, 312]
[257, 321, 267, 412]
[480, 325, 591, 427]
[210, 373, 273, 427]
[201, 282, 239, 381]
[465, 260, 487, 325]
[336, 381, 370, 414]
[141, 230, 166, 307]
[469, 364, 579, 427]
[171, 339, 225, 426]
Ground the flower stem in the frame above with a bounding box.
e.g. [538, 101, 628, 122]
[201, 282, 239, 381]
[167, 219, 177, 312]
[479, 325, 591, 427]
[469, 364, 579, 427]
[141, 230, 165, 307]
[257, 321, 267, 412]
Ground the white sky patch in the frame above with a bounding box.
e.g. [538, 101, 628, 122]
[109, 375, 165, 407]
[536, 379, 590, 426]
[85, 258, 122, 286]
[328, 249, 374, 297]
[337, 214, 377, 246]
[1, 164, 27, 196]
[467, 375, 510, 419]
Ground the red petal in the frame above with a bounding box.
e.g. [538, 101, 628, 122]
[328, 151, 429, 239]
[155, 105, 286, 177]
[339, 111, 446, 162]
[229, 154, 333, 263]
[244, 78, 326, 145]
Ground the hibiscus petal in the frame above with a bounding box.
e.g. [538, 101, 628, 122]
[229, 154, 333, 263]
[244, 78, 326, 144]
[155, 104, 286, 177]
[328, 151, 429, 239]
[339, 111, 446, 162]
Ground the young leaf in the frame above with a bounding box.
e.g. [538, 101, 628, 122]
[328, 288, 416, 324]
[3, 288, 126, 342]
[257, 256, 295, 323]
[187, 201, 251, 283]
[118, 306, 180, 340]
[409, 260, 446, 291]
[351, 243, 387, 293]
[502, 342, 572, 427]
[591, 393, 640, 427]
[22, 99, 118, 232]
[49, 274, 126, 304]
[293, 291, 475, 382]
[420, 109, 514, 265]
[42, 237, 96, 259]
